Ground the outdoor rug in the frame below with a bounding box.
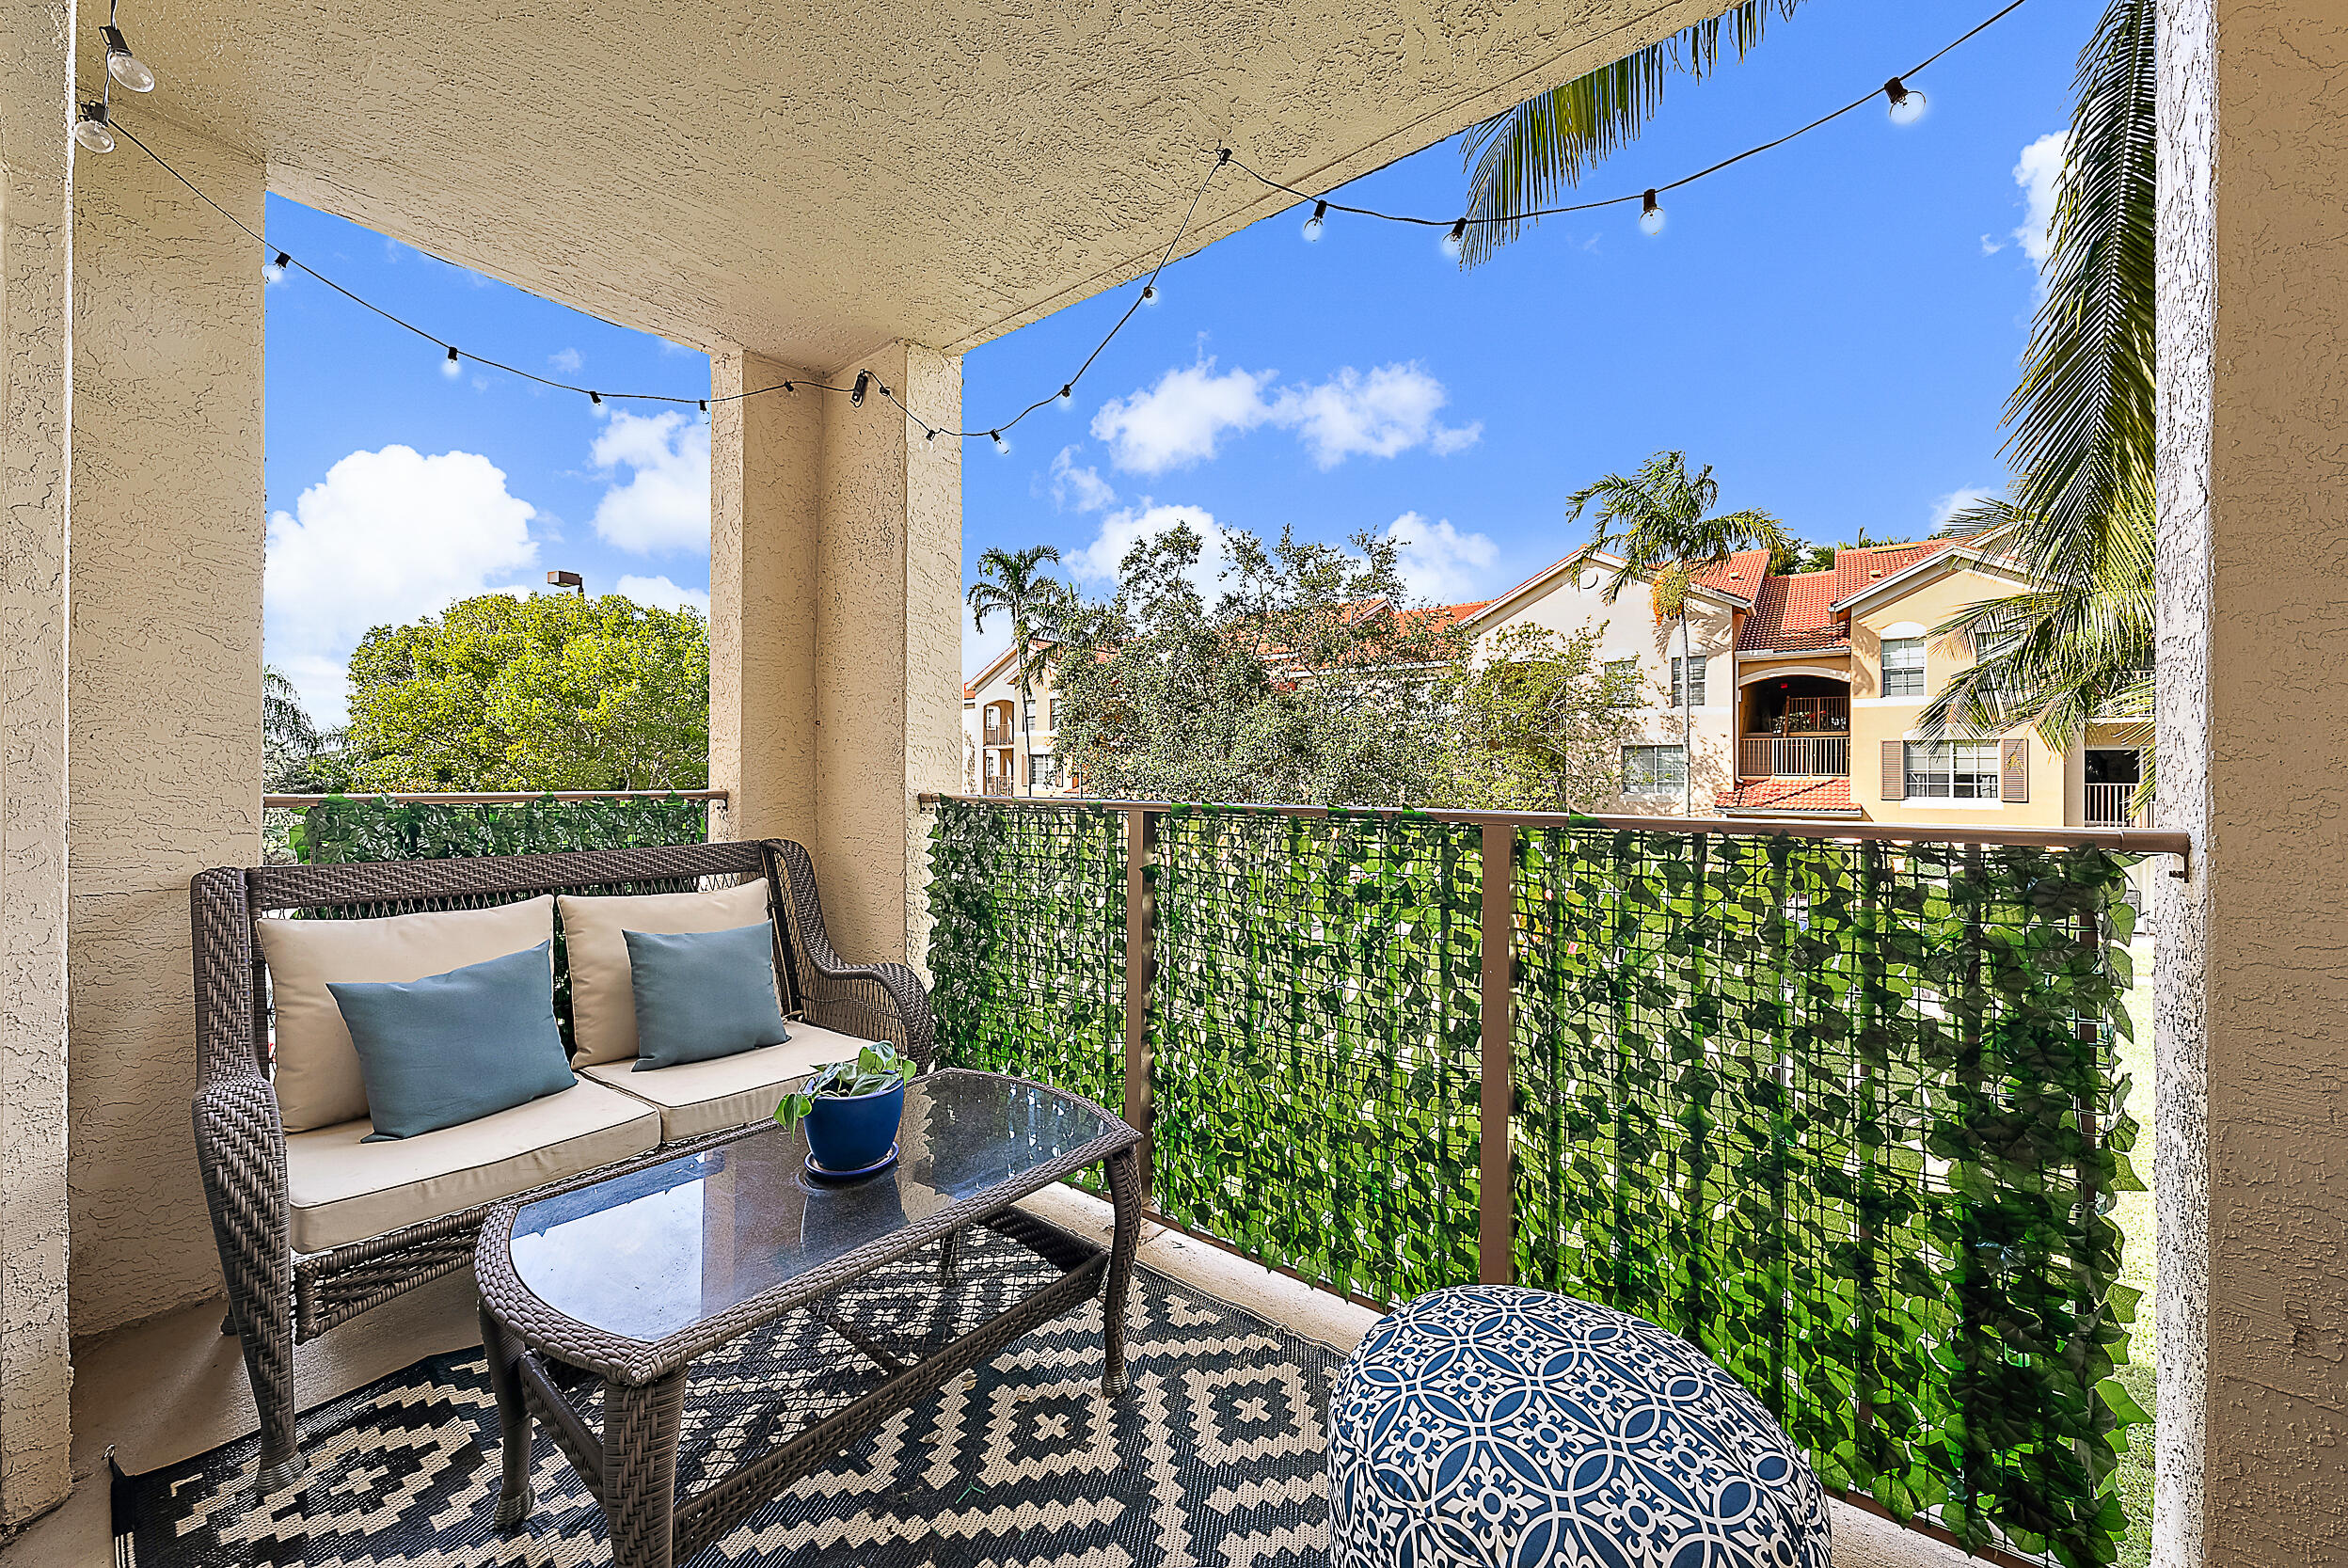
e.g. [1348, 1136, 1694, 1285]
[119, 1235, 1343, 1567]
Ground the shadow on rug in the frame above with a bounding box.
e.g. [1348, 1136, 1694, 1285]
[119, 1250, 1341, 1567]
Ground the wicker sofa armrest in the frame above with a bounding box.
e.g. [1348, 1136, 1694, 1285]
[767, 841, 938, 1070]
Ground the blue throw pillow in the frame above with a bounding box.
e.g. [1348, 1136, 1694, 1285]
[327, 942, 575, 1140]
[624, 922, 791, 1070]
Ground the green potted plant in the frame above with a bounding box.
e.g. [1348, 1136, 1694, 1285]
[774, 1042, 917, 1176]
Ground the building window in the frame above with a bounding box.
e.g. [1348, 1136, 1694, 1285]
[1903, 740, 2000, 800]
[1605, 658, 1642, 705]
[1882, 638, 1926, 697]
[1623, 745, 1687, 796]
[1670, 656, 1706, 706]
[1029, 752, 1059, 789]
[1047, 699, 1061, 730]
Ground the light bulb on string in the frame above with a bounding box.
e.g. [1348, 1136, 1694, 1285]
[441, 346, 461, 377]
[850, 371, 871, 407]
[1439, 218, 1466, 260]
[1639, 190, 1665, 236]
[73, 102, 115, 153]
[264, 250, 290, 282]
[1140, 282, 1160, 308]
[1302, 200, 1327, 243]
[100, 26, 154, 92]
[991, 431, 1010, 455]
[1883, 77, 1926, 124]
[1056, 384, 1073, 408]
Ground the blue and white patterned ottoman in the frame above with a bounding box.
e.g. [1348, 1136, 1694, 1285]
[1326, 1286, 1830, 1568]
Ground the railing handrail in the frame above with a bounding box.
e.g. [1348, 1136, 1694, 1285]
[914, 791, 2190, 860]
[264, 789, 728, 809]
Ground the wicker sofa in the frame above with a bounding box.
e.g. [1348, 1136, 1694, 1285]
[191, 839, 933, 1491]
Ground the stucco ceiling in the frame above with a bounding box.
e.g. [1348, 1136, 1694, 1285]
[96, 0, 1726, 372]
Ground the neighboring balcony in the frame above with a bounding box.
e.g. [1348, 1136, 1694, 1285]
[1737, 734, 1850, 778]
[983, 721, 1010, 748]
[2086, 781, 2144, 827]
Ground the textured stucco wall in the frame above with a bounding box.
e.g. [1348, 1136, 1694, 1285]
[0, 0, 77, 1528]
[67, 117, 264, 1335]
[2160, 1, 2348, 1563]
[708, 349, 822, 847]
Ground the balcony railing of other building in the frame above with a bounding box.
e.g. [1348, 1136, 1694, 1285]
[983, 721, 1010, 748]
[2085, 782, 2145, 828]
[1764, 693, 1850, 733]
[262, 789, 724, 864]
[920, 792, 2186, 1568]
[981, 776, 1013, 797]
[1737, 735, 1851, 777]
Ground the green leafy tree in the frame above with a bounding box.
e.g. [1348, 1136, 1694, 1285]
[1925, 0, 2154, 786]
[1052, 522, 1465, 805]
[966, 545, 1072, 796]
[1431, 624, 1644, 811]
[342, 593, 709, 791]
[1567, 451, 1793, 812]
[262, 666, 351, 793]
[1454, 0, 1803, 267]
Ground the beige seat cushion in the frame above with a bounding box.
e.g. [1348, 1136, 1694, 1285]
[284, 1079, 660, 1255]
[581, 1022, 876, 1142]
[557, 879, 777, 1066]
[259, 895, 556, 1133]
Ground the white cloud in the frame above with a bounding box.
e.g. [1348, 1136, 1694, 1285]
[1270, 363, 1481, 469]
[1091, 357, 1480, 474]
[549, 346, 583, 373]
[1090, 360, 1276, 474]
[1979, 233, 2006, 257]
[1929, 485, 2003, 531]
[615, 574, 710, 614]
[2012, 132, 2066, 265]
[1385, 512, 1499, 602]
[263, 446, 540, 721]
[1048, 446, 1118, 512]
[1067, 499, 1233, 606]
[590, 410, 710, 554]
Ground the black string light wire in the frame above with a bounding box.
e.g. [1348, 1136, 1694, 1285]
[89, 0, 2027, 444]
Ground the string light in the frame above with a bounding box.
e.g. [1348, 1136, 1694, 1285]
[73, 102, 115, 154]
[442, 345, 461, 376]
[88, 0, 2026, 445]
[101, 25, 154, 93]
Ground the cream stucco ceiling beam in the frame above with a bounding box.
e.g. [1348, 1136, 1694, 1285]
[83, 0, 1737, 371]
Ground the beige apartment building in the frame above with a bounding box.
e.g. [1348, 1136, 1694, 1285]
[965, 530, 2146, 828]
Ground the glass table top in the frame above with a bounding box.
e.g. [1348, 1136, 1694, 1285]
[506, 1070, 1122, 1344]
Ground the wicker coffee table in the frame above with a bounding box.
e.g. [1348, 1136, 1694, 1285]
[473, 1069, 1141, 1568]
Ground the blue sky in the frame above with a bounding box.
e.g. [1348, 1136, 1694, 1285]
[262, 0, 2086, 715]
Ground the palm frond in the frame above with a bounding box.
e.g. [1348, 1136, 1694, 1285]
[1456, 0, 1803, 266]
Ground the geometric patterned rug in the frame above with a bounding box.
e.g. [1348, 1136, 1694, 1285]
[118, 1233, 1343, 1568]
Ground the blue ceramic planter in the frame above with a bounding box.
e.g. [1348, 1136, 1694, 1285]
[803, 1081, 903, 1172]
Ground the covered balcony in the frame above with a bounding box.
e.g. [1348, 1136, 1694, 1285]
[1739, 674, 1853, 779]
[0, 1, 2340, 1566]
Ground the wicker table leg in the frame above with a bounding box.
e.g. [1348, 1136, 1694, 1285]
[939, 1227, 964, 1287]
[479, 1305, 534, 1528]
[1102, 1144, 1141, 1397]
[603, 1368, 689, 1568]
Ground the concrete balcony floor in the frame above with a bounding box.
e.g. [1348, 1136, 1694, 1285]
[1, 1185, 1961, 1568]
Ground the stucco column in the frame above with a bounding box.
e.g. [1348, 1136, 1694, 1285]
[0, 0, 78, 1528]
[66, 115, 265, 1335]
[2157, 1, 2348, 1563]
[708, 349, 822, 846]
[815, 341, 960, 969]
[708, 341, 960, 968]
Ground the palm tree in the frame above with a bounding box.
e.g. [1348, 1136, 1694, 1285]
[1567, 451, 1793, 813]
[1924, 0, 2154, 794]
[967, 546, 1070, 797]
[1454, 0, 1803, 267]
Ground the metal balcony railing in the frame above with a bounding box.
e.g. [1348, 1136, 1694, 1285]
[983, 722, 1009, 748]
[919, 794, 2184, 1568]
[2085, 781, 2143, 827]
[1763, 693, 1850, 733]
[1737, 735, 1850, 777]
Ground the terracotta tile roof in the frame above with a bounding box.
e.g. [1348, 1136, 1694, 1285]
[1688, 550, 1772, 601]
[1737, 569, 1845, 654]
[1713, 776, 1861, 815]
[1830, 537, 1963, 604]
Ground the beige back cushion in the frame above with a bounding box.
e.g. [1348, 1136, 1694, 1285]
[558, 879, 778, 1066]
[259, 895, 556, 1133]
